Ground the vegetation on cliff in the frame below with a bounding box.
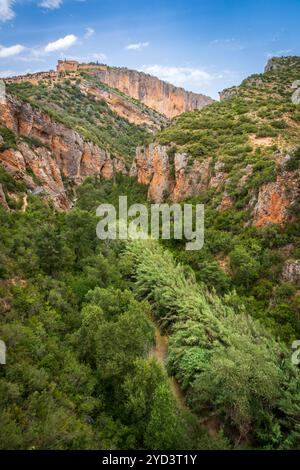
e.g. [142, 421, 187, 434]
[7, 79, 152, 165]
[158, 56, 300, 161]
[152, 57, 300, 343]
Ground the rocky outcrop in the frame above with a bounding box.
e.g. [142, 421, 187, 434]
[130, 144, 171, 201]
[131, 143, 214, 203]
[282, 259, 300, 285]
[0, 145, 68, 209]
[0, 94, 126, 209]
[131, 143, 231, 203]
[264, 56, 300, 72]
[219, 86, 239, 101]
[131, 143, 300, 228]
[0, 183, 9, 210]
[252, 173, 299, 228]
[4, 71, 57, 86]
[217, 192, 234, 212]
[93, 67, 213, 118]
[79, 83, 167, 132]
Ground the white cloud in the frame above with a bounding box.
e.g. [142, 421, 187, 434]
[139, 65, 240, 91]
[39, 0, 63, 9]
[45, 34, 78, 52]
[0, 0, 15, 22]
[0, 0, 64, 23]
[92, 52, 106, 61]
[84, 27, 95, 39]
[210, 38, 236, 45]
[0, 44, 25, 58]
[17, 47, 47, 62]
[140, 65, 213, 87]
[125, 42, 149, 51]
[210, 38, 245, 51]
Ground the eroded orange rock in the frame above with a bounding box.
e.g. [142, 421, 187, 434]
[93, 68, 213, 118]
[253, 175, 298, 227]
[0, 95, 127, 209]
[133, 144, 213, 203]
[132, 143, 300, 228]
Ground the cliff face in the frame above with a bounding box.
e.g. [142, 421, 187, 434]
[130, 144, 213, 203]
[93, 68, 213, 118]
[131, 143, 299, 227]
[264, 56, 300, 72]
[4, 62, 213, 120]
[251, 171, 299, 227]
[1, 62, 214, 209]
[131, 144, 223, 202]
[0, 95, 126, 209]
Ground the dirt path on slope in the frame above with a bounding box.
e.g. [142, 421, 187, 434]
[149, 326, 189, 411]
[149, 324, 220, 439]
[21, 193, 27, 212]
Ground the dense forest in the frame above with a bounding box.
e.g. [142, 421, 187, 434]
[0, 173, 300, 449]
[1, 56, 300, 450]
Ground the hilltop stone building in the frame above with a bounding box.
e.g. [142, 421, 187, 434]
[57, 60, 79, 73]
[56, 60, 108, 74]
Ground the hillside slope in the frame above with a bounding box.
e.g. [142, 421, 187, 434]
[0, 61, 214, 209]
[130, 56, 300, 343]
[132, 56, 300, 226]
[0, 73, 166, 209]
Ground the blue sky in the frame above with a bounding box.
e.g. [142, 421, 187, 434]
[0, 0, 299, 98]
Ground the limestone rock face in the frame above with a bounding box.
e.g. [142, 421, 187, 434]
[0, 145, 68, 209]
[0, 183, 9, 210]
[264, 56, 300, 73]
[0, 95, 126, 209]
[133, 144, 213, 203]
[132, 143, 300, 228]
[219, 86, 239, 101]
[282, 260, 300, 285]
[217, 192, 234, 212]
[132, 144, 171, 202]
[93, 68, 213, 118]
[252, 173, 299, 228]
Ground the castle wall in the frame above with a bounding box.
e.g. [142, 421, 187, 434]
[57, 60, 79, 73]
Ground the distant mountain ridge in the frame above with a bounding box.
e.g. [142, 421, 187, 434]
[1, 56, 299, 218]
[3, 60, 214, 119]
